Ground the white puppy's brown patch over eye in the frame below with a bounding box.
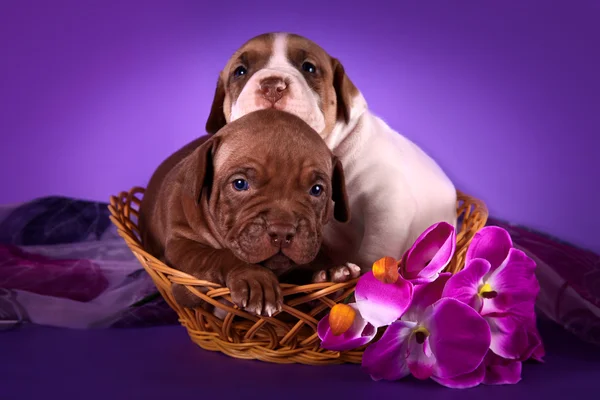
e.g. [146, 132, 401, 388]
[301, 61, 317, 74]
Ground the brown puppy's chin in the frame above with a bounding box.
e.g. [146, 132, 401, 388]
[259, 253, 296, 277]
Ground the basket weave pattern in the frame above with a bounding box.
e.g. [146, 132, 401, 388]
[108, 187, 488, 365]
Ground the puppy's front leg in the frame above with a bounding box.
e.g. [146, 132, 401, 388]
[164, 237, 283, 317]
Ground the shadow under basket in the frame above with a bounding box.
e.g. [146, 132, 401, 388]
[108, 187, 489, 365]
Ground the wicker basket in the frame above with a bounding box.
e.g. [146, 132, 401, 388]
[108, 187, 488, 365]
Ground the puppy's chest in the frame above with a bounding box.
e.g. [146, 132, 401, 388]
[319, 162, 414, 267]
[321, 207, 364, 265]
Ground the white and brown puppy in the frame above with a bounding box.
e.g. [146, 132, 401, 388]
[205, 32, 457, 277]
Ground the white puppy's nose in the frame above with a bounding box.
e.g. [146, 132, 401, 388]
[259, 77, 287, 104]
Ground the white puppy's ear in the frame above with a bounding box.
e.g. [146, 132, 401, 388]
[205, 74, 227, 134]
[331, 58, 358, 124]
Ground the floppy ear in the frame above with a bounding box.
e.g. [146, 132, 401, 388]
[331, 58, 358, 124]
[331, 156, 351, 223]
[182, 137, 219, 204]
[205, 74, 227, 134]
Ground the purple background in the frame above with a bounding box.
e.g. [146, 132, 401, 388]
[1, 1, 598, 253]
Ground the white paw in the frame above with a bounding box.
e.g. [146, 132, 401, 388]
[312, 262, 361, 283]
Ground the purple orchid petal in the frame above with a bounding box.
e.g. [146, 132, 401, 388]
[361, 320, 414, 381]
[465, 226, 513, 271]
[505, 304, 545, 362]
[432, 362, 486, 389]
[317, 303, 377, 351]
[483, 351, 522, 385]
[519, 318, 545, 363]
[401, 222, 456, 284]
[405, 273, 452, 320]
[486, 313, 529, 360]
[355, 271, 413, 327]
[424, 298, 491, 379]
[524, 323, 545, 363]
[407, 335, 437, 380]
[530, 338, 546, 362]
[442, 258, 491, 312]
[482, 248, 539, 315]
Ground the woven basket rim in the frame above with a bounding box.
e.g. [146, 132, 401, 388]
[108, 186, 489, 365]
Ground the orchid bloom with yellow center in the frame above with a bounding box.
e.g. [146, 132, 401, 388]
[479, 283, 497, 299]
[442, 226, 543, 362]
[442, 226, 539, 316]
[362, 274, 492, 388]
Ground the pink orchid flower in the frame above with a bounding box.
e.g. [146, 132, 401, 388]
[400, 222, 456, 285]
[318, 260, 414, 350]
[442, 226, 539, 315]
[361, 274, 492, 389]
[442, 226, 543, 361]
[317, 303, 378, 351]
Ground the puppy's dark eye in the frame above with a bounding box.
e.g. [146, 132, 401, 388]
[301, 62, 317, 74]
[309, 184, 323, 197]
[233, 179, 250, 191]
[233, 66, 247, 78]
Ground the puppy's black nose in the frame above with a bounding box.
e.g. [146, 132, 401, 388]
[259, 77, 287, 104]
[267, 223, 296, 248]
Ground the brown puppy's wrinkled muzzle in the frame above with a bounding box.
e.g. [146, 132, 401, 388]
[226, 204, 322, 275]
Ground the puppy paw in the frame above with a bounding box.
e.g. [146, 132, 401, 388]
[226, 265, 283, 317]
[172, 283, 206, 308]
[312, 262, 361, 284]
[172, 284, 236, 319]
[213, 298, 234, 320]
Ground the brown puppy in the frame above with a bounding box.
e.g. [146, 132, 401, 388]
[138, 109, 350, 317]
